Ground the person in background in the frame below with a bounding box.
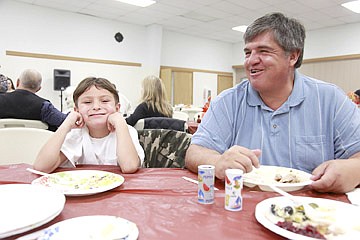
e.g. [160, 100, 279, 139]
[0, 69, 67, 131]
[185, 12, 360, 194]
[354, 89, 360, 107]
[111, 83, 133, 117]
[6, 77, 15, 92]
[0, 74, 7, 93]
[33, 77, 144, 173]
[119, 92, 132, 117]
[62, 85, 76, 113]
[126, 75, 173, 126]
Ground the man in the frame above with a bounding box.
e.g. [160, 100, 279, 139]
[185, 12, 360, 193]
[354, 89, 360, 106]
[0, 69, 67, 131]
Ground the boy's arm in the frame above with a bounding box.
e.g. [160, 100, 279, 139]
[108, 112, 140, 173]
[33, 111, 83, 173]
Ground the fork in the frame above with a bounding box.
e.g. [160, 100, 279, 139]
[268, 184, 330, 223]
[26, 168, 53, 177]
[26, 168, 66, 183]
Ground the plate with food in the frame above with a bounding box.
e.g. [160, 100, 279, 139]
[0, 184, 65, 238]
[243, 165, 312, 192]
[35, 215, 138, 240]
[32, 170, 124, 196]
[255, 196, 360, 240]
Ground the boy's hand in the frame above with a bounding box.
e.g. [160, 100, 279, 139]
[107, 112, 125, 132]
[63, 111, 84, 130]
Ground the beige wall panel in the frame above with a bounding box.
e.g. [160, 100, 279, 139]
[299, 58, 360, 93]
[173, 71, 193, 105]
[217, 75, 233, 94]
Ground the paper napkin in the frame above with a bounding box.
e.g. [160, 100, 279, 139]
[346, 188, 360, 205]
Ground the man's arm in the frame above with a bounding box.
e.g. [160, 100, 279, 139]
[185, 144, 220, 173]
[185, 144, 261, 179]
[40, 101, 68, 127]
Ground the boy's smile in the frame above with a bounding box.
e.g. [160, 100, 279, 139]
[75, 86, 119, 128]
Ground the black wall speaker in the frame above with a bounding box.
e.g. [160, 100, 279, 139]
[54, 69, 71, 91]
[114, 32, 124, 43]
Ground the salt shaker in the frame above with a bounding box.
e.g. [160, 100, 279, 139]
[225, 169, 243, 211]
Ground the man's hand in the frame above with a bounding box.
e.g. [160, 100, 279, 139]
[214, 146, 261, 179]
[311, 157, 360, 193]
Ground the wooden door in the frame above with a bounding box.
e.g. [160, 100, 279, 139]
[160, 68, 172, 103]
[173, 71, 193, 105]
[217, 75, 233, 95]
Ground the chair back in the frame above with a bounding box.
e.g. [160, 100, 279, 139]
[0, 118, 48, 129]
[172, 111, 189, 121]
[137, 129, 192, 168]
[0, 127, 53, 165]
[134, 117, 187, 132]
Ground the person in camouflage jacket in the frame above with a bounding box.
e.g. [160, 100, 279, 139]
[138, 129, 192, 168]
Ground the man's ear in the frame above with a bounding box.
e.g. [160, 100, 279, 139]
[36, 86, 42, 92]
[16, 79, 20, 87]
[289, 50, 300, 67]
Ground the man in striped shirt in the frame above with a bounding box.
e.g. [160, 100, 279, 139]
[185, 13, 360, 193]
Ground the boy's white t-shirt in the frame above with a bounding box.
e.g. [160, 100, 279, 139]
[60, 125, 144, 167]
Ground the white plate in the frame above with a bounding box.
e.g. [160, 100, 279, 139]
[255, 196, 360, 240]
[31, 170, 124, 196]
[243, 165, 312, 192]
[36, 215, 139, 240]
[0, 184, 65, 238]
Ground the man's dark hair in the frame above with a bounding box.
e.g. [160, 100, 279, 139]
[244, 12, 306, 68]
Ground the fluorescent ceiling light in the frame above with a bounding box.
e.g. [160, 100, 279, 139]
[115, 0, 156, 7]
[342, 0, 360, 13]
[232, 25, 248, 33]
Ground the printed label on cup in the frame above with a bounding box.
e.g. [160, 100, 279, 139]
[225, 169, 243, 211]
[198, 165, 215, 204]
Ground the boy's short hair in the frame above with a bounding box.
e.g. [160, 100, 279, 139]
[73, 77, 119, 106]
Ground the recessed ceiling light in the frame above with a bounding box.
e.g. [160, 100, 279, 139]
[115, 0, 156, 7]
[342, 0, 360, 13]
[232, 25, 248, 33]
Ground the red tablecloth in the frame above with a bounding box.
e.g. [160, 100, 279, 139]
[0, 164, 348, 240]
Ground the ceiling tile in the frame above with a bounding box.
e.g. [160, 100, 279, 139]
[12, 0, 360, 43]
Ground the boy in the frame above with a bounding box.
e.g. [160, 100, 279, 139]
[33, 77, 144, 173]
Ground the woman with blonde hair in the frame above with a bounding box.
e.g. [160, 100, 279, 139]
[126, 75, 173, 126]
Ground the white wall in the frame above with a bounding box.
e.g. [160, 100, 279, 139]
[2, 0, 360, 110]
[231, 21, 360, 66]
[0, 0, 235, 109]
[193, 72, 217, 107]
[0, 0, 151, 109]
[305, 23, 360, 59]
[161, 31, 234, 72]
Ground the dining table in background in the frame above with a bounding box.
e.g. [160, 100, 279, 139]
[0, 164, 349, 240]
[181, 106, 203, 121]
